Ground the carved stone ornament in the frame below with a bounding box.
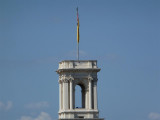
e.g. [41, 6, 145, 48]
[85, 88, 89, 92]
[68, 75, 74, 82]
[88, 74, 93, 82]
[62, 79, 69, 83]
[59, 74, 68, 83]
[59, 76, 62, 80]
[58, 80, 62, 84]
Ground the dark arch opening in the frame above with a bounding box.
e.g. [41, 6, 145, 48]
[75, 84, 85, 109]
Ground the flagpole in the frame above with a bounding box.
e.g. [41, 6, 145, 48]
[77, 43, 79, 61]
[77, 7, 79, 61]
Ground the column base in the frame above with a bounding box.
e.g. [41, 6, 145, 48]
[58, 109, 102, 119]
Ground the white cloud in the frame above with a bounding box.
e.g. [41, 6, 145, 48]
[0, 101, 12, 111]
[20, 116, 33, 120]
[19, 112, 51, 120]
[6, 101, 13, 110]
[25, 102, 49, 109]
[34, 112, 51, 120]
[149, 112, 160, 120]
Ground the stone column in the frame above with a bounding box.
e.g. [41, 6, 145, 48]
[82, 88, 85, 108]
[85, 89, 88, 109]
[70, 80, 73, 110]
[63, 79, 69, 110]
[63, 81, 65, 110]
[88, 75, 93, 109]
[93, 80, 98, 110]
[69, 75, 74, 110]
[59, 80, 62, 111]
[73, 87, 75, 109]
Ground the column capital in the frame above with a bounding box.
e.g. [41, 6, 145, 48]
[58, 80, 62, 84]
[62, 79, 69, 83]
[88, 74, 93, 82]
[60, 75, 69, 83]
[68, 75, 74, 82]
[85, 88, 89, 92]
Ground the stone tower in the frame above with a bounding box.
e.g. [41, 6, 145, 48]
[57, 60, 104, 120]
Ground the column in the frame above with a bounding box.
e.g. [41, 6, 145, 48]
[85, 89, 88, 109]
[89, 79, 92, 109]
[73, 87, 75, 108]
[63, 81, 65, 110]
[59, 80, 62, 111]
[93, 80, 98, 110]
[63, 80, 69, 110]
[82, 88, 85, 108]
[70, 80, 73, 110]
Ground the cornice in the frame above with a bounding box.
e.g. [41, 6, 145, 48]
[56, 68, 101, 74]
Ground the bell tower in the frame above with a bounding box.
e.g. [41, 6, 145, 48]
[57, 60, 104, 120]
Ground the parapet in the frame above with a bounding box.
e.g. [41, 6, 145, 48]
[58, 60, 98, 69]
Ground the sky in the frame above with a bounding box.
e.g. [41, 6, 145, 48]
[0, 0, 160, 120]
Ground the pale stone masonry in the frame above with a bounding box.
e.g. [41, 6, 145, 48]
[57, 60, 104, 120]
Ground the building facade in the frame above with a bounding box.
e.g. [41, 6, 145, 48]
[57, 60, 104, 120]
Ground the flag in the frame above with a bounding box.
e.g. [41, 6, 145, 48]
[77, 7, 79, 43]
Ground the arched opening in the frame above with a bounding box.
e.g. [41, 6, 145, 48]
[75, 84, 85, 109]
[75, 85, 81, 108]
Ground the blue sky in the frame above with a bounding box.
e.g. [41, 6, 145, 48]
[0, 0, 160, 120]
